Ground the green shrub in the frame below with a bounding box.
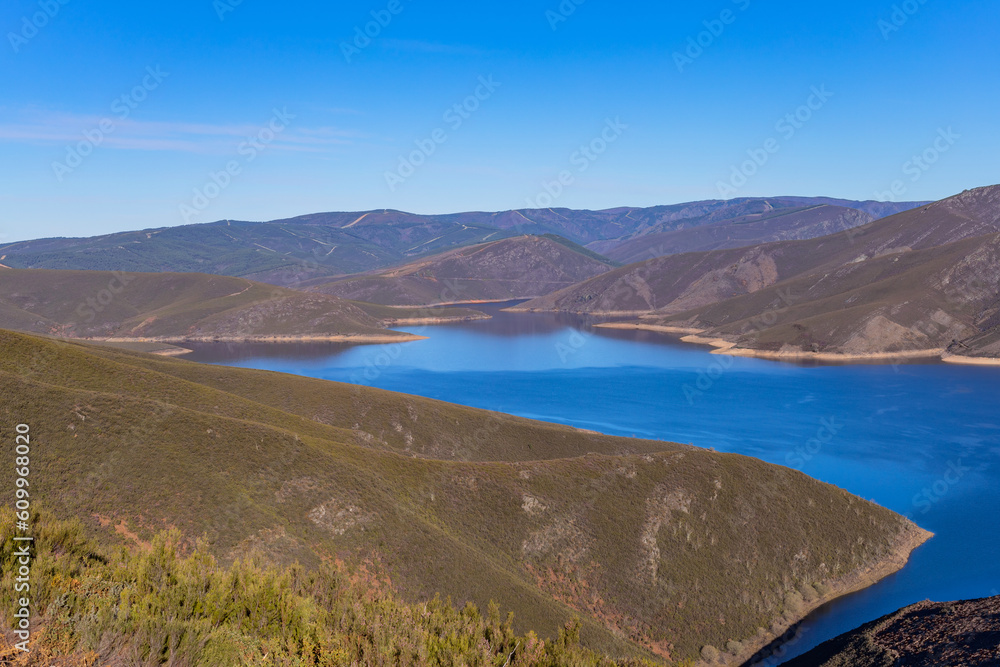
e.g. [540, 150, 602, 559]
[1, 509, 657, 667]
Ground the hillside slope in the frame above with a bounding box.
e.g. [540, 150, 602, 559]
[642, 232, 1000, 361]
[779, 595, 1000, 667]
[307, 235, 615, 305]
[0, 198, 924, 287]
[515, 186, 1000, 360]
[0, 269, 484, 344]
[604, 205, 873, 265]
[0, 509, 640, 666]
[0, 331, 929, 664]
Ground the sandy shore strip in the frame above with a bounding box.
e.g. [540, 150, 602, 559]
[941, 353, 1000, 367]
[591, 322, 1000, 365]
[677, 335, 944, 362]
[502, 306, 655, 316]
[148, 346, 194, 356]
[721, 525, 934, 667]
[718, 347, 944, 362]
[594, 322, 705, 335]
[87, 333, 428, 345]
[381, 314, 492, 325]
[381, 298, 522, 308]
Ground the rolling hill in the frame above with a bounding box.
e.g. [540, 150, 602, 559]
[0, 331, 930, 665]
[0, 268, 485, 345]
[514, 185, 1000, 361]
[306, 235, 617, 306]
[0, 198, 924, 287]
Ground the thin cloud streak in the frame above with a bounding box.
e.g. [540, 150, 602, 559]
[0, 111, 362, 155]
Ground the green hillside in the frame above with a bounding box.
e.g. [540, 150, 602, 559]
[0, 331, 929, 665]
[0, 269, 484, 344]
[0, 509, 640, 666]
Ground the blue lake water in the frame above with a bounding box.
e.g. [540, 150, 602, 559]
[183, 303, 1000, 663]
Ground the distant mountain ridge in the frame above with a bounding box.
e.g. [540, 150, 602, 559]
[0, 196, 926, 287]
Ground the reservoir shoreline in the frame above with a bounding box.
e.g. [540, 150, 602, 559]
[593, 322, 1000, 366]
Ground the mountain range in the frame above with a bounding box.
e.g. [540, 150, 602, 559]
[1, 188, 996, 362]
[0, 197, 925, 288]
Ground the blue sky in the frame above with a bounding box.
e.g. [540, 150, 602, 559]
[1, 0, 997, 242]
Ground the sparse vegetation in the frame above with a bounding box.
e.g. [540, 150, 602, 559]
[0, 330, 929, 663]
[1, 509, 652, 666]
[0, 269, 483, 343]
[0, 200, 921, 289]
[519, 185, 1000, 360]
[309, 235, 615, 306]
[781, 594, 1000, 666]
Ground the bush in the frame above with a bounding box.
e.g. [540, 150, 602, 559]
[1, 509, 656, 667]
[701, 644, 721, 662]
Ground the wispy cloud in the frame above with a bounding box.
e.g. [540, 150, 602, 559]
[0, 110, 364, 155]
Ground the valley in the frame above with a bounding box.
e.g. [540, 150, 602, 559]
[1, 188, 998, 666]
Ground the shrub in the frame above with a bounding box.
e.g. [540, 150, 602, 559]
[700, 644, 721, 662]
[1, 509, 656, 667]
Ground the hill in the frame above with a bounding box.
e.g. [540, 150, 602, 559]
[0, 331, 929, 665]
[778, 595, 1000, 667]
[306, 235, 616, 306]
[0, 199, 924, 287]
[514, 185, 1000, 362]
[0, 268, 485, 346]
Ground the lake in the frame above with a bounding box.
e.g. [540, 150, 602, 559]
[182, 302, 1000, 664]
